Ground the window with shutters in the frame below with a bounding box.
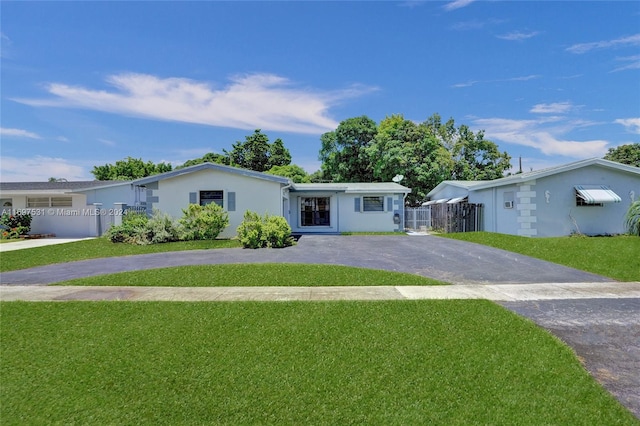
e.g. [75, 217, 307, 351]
[199, 191, 223, 207]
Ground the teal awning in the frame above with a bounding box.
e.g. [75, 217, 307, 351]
[575, 185, 621, 204]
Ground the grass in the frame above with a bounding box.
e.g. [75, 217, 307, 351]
[440, 232, 640, 281]
[2, 300, 636, 425]
[0, 237, 241, 272]
[55, 263, 447, 286]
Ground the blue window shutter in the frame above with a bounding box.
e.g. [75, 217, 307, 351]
[228, 192, 236, 211]
[387, 197, 393, 212]
[354, 197, 360, 212]
[189, 192, 197, 204]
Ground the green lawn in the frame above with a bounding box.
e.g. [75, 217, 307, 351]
[56, 263, 447, 287]
[440, 232, 640, 281]
[2, 300, 636, 425]
[0, 238, 241, 272]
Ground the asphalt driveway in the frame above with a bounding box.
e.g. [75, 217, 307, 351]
[0, 234, 613, 285]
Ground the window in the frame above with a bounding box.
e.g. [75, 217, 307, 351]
[27, 196, 72, 208]
[576, 196, 602, 207]
[200, 191, 223, 207]
[363, 196, 384, 212]
[51, 197, 72, 207]
[301, 197, 330, 226]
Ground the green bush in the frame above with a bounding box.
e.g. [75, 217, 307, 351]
[1, 212, 32, 239]
[625, 200, 640, 236]
[237, 211, 293, 249]
[147, 210, 182, 244]
[236, 211, 264, 249]
[104, 211, 150, 244]
[178, 203, 229, 240]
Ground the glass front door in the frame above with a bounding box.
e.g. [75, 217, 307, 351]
[301, 197, 330, 226]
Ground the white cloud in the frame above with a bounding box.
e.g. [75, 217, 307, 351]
[497, 31, 540, 41]
[473, 117, 609, 158]
[452, 74, 540, 88]
[13, 73, 377, 135]
[566, 33, 640, 54]
[530, 102, 573, 114]
[611, 54, 640, 72]
[0, 156, 89, 182]
[443, 0, 475, 11]
[615, 118, 640, 134]
[0, 127, 42, 139]
[98, 138, 117, 147]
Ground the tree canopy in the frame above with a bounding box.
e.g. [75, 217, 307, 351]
[226, 129, 291, 172]
[604, 143, 640, 167]
[318, 113, 511, 205]
[91, 157, 173, 181]
[177, 152, 230, 169]
[265, 164, 311, 183]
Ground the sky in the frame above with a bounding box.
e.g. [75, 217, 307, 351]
[1, 1, 639, 182]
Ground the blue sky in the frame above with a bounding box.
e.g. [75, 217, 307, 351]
[1, 1, 639, 181]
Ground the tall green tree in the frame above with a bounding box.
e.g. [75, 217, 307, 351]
[604, 143, 640, 167]
[265, 164, 311, 183]
[177, 153, 230, 169]
[226, 130, 291, 172]
[319, 116, 377, 182]
[367, 114, 452, 205]
[424, 114, 511, 181]
[91, 157, 172, 180]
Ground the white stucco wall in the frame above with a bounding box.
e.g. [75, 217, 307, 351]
[289, 192, 404, 233]
[150, 169, 284, 238]
[1, 193, 106, 237]
[472, 165, 640, 237]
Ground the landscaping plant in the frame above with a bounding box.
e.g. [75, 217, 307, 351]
[105, 210, 181, 245]
[625, 200, 640, 236]
[0, 212, 32, 239]
[178, 203, 229, 240]
[237, 210, 294, 248]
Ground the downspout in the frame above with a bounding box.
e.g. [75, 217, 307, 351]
[281, 181, 292, 220]
[402, 192, 408, 231]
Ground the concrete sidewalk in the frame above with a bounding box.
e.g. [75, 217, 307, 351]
[0, 238, 93, 252]
[2, 281, 639, 302]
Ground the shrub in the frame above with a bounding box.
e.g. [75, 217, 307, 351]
[178, 203, 229, 240]
[104, 210, 150, 244]
[262, 214, 293, 248]
[147, 210, 182, 244]
[625, 200, 640, 236]
[236, 211, 264, 249]
[237, 211, 293, 249]
[105, 210, 182, 245]
[1, 212, 32, 238]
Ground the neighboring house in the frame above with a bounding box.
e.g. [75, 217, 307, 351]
[426, 158, 640, 237]
[0, 180, 128, 237]
[0, 163, 411, 238]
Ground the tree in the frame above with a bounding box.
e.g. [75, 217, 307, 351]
[366, 114, 452, 205]
[604, 143, 640, 167]
[226, 130, 291, 172]
[177, 152, 230, 169]
[265, 164, 311, 183]
[319, 116, 377, 182]
[91, 157, 172, 180]
[267, 138, 292, 169]
[423, 114, 511, 181]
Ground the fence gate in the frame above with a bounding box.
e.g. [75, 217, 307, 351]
[404, 207, 431, 231]
[430, 203, 483, 233]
